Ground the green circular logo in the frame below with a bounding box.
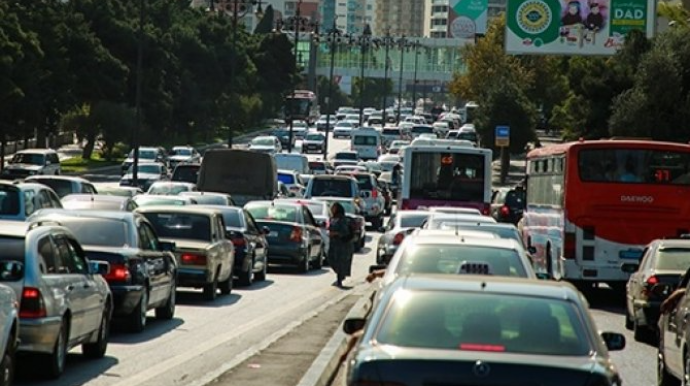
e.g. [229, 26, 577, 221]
[508, 0, 561, 44]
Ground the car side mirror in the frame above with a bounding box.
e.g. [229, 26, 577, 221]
[527, 246, 537, 255]
[159, 241, 176, 252]
[343, 317, 366, 335]
[536, 272, 552, 280]
[0, 261, 23, 281]
[620, 263, 639, 274]
[369, 264, 386, 273]
[601, 332, 626, 351]
[88, 260, 110, 276]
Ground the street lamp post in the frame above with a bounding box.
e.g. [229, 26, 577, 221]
[133, 0, 145, 186]
[411, 41, 421, 113]
[356, 25, 373, 127]
[219, 0, 264, 148]
[276, 0, 318, 153]
[378, 28, 393, 126]
[320, 18, 343, 159]
[396, 35, 408, 123]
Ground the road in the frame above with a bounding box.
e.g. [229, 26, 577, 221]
[17, 132, 656, 386]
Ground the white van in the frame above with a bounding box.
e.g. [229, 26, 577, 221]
[351, 127, 383, 161]
[274, 153, 309, 174]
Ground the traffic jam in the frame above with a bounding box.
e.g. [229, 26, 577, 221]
[0, 100, 686, 386]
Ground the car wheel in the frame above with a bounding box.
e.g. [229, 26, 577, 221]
[625, 306, 634, 330]
[376, 248, 382, 265]
[0, 331, 15, 386]
[255, 256, 267, 281]
[83, 303, 111, 359]
[127, 290, 148, 333]
[203, 271, 219, 301]
[219, 270, 233, 295]
[298, 248, 311, 273]
[357, 236, 365, 252]
[40, 319, 68, 379]
[313, 248, 324, 269]
[634, 321, 653, 343]
[155, 280, 176, 320]
[237, 257, 254, 287]
[658, 352, 680, 386]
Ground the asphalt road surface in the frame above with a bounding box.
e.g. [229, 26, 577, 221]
[16, 132, 656, 386]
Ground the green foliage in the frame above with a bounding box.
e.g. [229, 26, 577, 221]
[352, 77, 393, 110]
[316, 76, 352, 114]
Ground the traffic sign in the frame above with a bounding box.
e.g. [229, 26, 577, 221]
[495, 126, 510, 147]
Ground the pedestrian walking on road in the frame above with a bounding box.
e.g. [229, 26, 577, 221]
[328, 203, 354, 288]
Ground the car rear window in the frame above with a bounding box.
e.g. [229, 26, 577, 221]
[504, 190, 526, 208]
[278, 173, 296, 185]
[353, 136, 378, 146]
[397, 244, 527, 277]
[141, 213, 211, 242]
[59, 218, 129, 247]
[383, 129, 400, 135]
[376, 291, 590, 356]
[399, 214, 430, 228]
[172, 165, 200, 183]
[221, 210, 243, 228]
[412, 126, 434, 134]
[310, 179, 354, 197]
[33, 179, 73, 198]
[335, 153, 358, 160]
[246, 204, 300, 223]
[354, 175, 374, 190]
[655, 249, 690, 270]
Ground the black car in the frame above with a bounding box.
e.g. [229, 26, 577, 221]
[625, 238, 690, 342]
[272, 129, 295, 149]
[245, 201, 324, 273]
[491, 187, 526, 224]
[29, 210, 178, 333]
[203, 206, 269, 286]
[171, 163, 201, 184]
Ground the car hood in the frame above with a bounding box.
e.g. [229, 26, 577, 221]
[121, 173, 161, 180]
[353, 345, 602, 386]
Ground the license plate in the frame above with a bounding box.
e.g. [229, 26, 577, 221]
[619, 249, 643, 260]
[268, 231, 279, 238]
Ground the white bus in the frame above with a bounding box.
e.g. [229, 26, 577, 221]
[400, 138, 492, 214]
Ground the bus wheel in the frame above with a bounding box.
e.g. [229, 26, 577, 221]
[546, 243, 554, 278]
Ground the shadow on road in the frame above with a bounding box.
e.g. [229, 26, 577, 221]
[110, 317, 185, 344]
[175, 291, 242, 308]
[268, 265, 330, 277]
[16, 355, 118, 386]
[234, 279, 275, 291]
[584, 287, 626, 315]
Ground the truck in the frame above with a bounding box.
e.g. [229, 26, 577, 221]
[197, 149, 278, 206]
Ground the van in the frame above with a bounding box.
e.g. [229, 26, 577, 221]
[351, 128, 383, 161]
[274, 153, 309, 174]
[197, 149, 277, 206]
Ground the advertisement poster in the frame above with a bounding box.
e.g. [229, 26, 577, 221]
[505, 0, 656, 55]
[448, 0, 488, 39]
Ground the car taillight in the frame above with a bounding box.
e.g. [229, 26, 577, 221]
[500, 205, 510, 217]
[181, 253, 207, 266]
[20, 287, 47, 319]
[641, 275, 659, 298]
[564, 232, 576, 259]
[290, 226, 303, 242]
[401, 200, 410, 210]
[232, 236, 247, 248]
[104, 263, 131, 282]
[481, 203, 491, 215]
[372, 189, 378, 198]
[646, 275, 659, 286]
[393, 232, 406, 245]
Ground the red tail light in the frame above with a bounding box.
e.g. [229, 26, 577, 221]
[401, 200, 410, 210]
[181, 253, 207, 266]
[646, 275, 659, 286]
[372, 189, 378, 198]
[481, 203, 491, 215]
[104, 263, 131, 282]
[564, 232, 576, 259]
[20, 287, 47, 318]
[290, 226, 303, 242]
[500, 205, 510, 217]
[393, 232, 406, 245]
[232, 236, 247, 248]
[642, 275, 659, 298]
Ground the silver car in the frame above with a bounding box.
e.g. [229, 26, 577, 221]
[0, 278, 19, 383]
[61, 194, 138, 211]
[376, 210, 431, 265]
[0, 221, 112, 379]
[25, 176, 98, 198]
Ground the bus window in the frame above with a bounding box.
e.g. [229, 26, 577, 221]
[579, 149, 690, 185]
[409, 152, 485, 202]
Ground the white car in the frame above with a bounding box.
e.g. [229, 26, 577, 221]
[315, 115, 334, 132]
[432, 121, 450, 137]
[333, 121, 356, 138]
[1, 149, 61, 179]
[168, 146, 201, 168]
[248, 136, 282, 155]
[277, 169, 306, 197]
[290, 120, 309, 139]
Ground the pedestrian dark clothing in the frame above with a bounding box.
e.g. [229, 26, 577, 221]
[328, 216, 354, 285]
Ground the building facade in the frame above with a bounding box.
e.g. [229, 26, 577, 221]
[319, 0, 367, 34]
[374, 0, 426, 37]
[423, 0, 506, 38]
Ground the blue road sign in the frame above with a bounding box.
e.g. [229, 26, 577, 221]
[496, 126, 510, 138]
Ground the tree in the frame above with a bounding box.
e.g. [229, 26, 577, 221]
[352, 78, 392, 110]
[316, 76, 351, 114]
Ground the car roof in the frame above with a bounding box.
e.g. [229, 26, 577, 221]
[194, 205, 242, 213]
[135, 206, 223, 216]
[31, 209, 135, 222]
[311, 175, 356, 181]
[656, 239, 690, 249]
[276, 198, 328, 207]
[413, 229, 499, 239]
[404, 234, 520, 249]
[149, 181, 196, 186]
[179, 191, 228, 197]
[61, 194, 130, 203]
[16, 148, 56, 154]
[27, 175, 90, 183]
[0, 181, 50, 191]
[245, 200, 302, 209]
[393, 275, 581, 302]
[133, 195, 195, 202]
[429, 213, 495, 222]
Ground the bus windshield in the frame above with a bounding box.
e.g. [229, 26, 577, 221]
[578, 148, 690, 185]
[409, 152, 485, 202]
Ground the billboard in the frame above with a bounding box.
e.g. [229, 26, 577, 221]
[448, 0, 489, 39]
[505, 0, 656, 55]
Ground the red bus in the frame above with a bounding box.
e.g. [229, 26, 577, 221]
[284, 90, 320, 125]
[521, 139, 690, 291]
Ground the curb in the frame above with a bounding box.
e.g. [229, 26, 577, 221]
[296, 289, 374, 386]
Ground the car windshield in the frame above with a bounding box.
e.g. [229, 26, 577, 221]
[141, 213, 211, 241]
[376, 290, 590, 356]
[33, 179, 73, 198]
[306, 134, 323, 141]
[172, 148, 192, 156]
[336, 153, 357, 161]
[184, 194, 228, 205]
[148, 183, 192, 195]
[134, 196, 188, 206]
[399, 214, 430, 228]
[336, 122, 353, 128]
[396, 244, 527, 277]
[221, 210, 243, 228]
[172, 165, 200, 183]
[409, 152, 486, 202]
[252, 138, 275, 146]
[128, 164, 161, 174]
[0, 188, 20, 216]
[278, 173, 296, 185]
[59, 218, 129, 247]
[129, 149, 157, 160]
[246, 204, 300, 223]
[655, 249, 690, 270]
[11, 153, 45, 165]
[310, 179, 353, 197]
[354, 136, 378, 146]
